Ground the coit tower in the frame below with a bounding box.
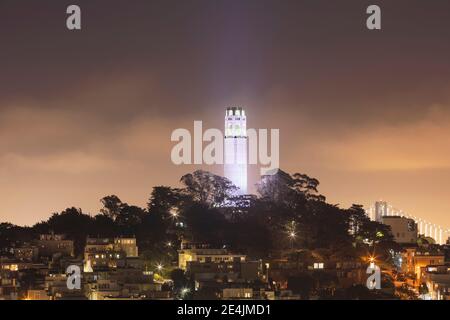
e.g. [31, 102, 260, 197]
[224, 107, 247, 194]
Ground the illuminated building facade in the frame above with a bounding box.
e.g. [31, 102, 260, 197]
[381, 216, 418, 244]
[224, 107, 247, 194]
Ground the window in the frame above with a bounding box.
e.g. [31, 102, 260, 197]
[10, 264, 19, 271]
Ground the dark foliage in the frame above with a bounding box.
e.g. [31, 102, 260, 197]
[0, 169, 397, 262]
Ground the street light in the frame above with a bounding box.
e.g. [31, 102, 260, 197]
[170, 208, 179, 219]
[180, 287, 190, 298]
[288, 231, 297, 250]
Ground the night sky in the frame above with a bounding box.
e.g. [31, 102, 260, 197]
[1, 0, 450, 227]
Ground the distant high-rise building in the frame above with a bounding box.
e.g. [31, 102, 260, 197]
[375, 200, 388, 222]
[224, 107, 247, 194]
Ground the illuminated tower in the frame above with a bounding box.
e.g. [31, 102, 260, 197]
[224, 107, 247, 194]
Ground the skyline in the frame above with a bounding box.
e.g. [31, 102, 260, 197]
[1, 0, 450, 227]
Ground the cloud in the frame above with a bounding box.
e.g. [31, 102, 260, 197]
[315, 105, 450, 171]
[0, 151, 117, 174]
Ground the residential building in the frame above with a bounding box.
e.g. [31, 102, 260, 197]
[27, 289, 51, 300]
[222, 287, 253, 299]
[12, 245, 39, 262]
[84, 237, 138, 271]
[421, 265, 450, 300]
[36, 234, 74, 257]
[178, 242, 246, 270]
[382, 216, 418, 244]
[402, 247, 446, 282]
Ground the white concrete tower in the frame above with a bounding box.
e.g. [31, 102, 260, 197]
[224, 107, 247, 194]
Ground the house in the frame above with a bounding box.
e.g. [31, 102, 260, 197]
[178, 243, 246, 270]
[36, 234, 74, 257]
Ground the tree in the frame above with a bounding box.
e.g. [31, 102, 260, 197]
[170, 268, 188, 290]
[183, 203, 229, 246]
[115, 204, 145, 228]
[292, 173, 326, 202]
[148, 186, 188, 214]
[256, 170, 325, 206]
[100, 195, 123, 220]
[0, 223, 34, 249]
[297, 201, 351, 249]
[288, 273, 316, 299]
[180, 170, 236, 205]
[44, 207, 93, 255]
[256, 169, 297, 205]
[91, 214, 117, 237]
[347, 204, 370, 239]
[347, 204, 395, 245]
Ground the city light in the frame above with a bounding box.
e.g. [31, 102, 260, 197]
[169, 208, 179, 219]
[180, 287, 190, 298]
[286, 220, 297, 241]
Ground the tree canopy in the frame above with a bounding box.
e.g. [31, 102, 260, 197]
[0, 169, 397, 261]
